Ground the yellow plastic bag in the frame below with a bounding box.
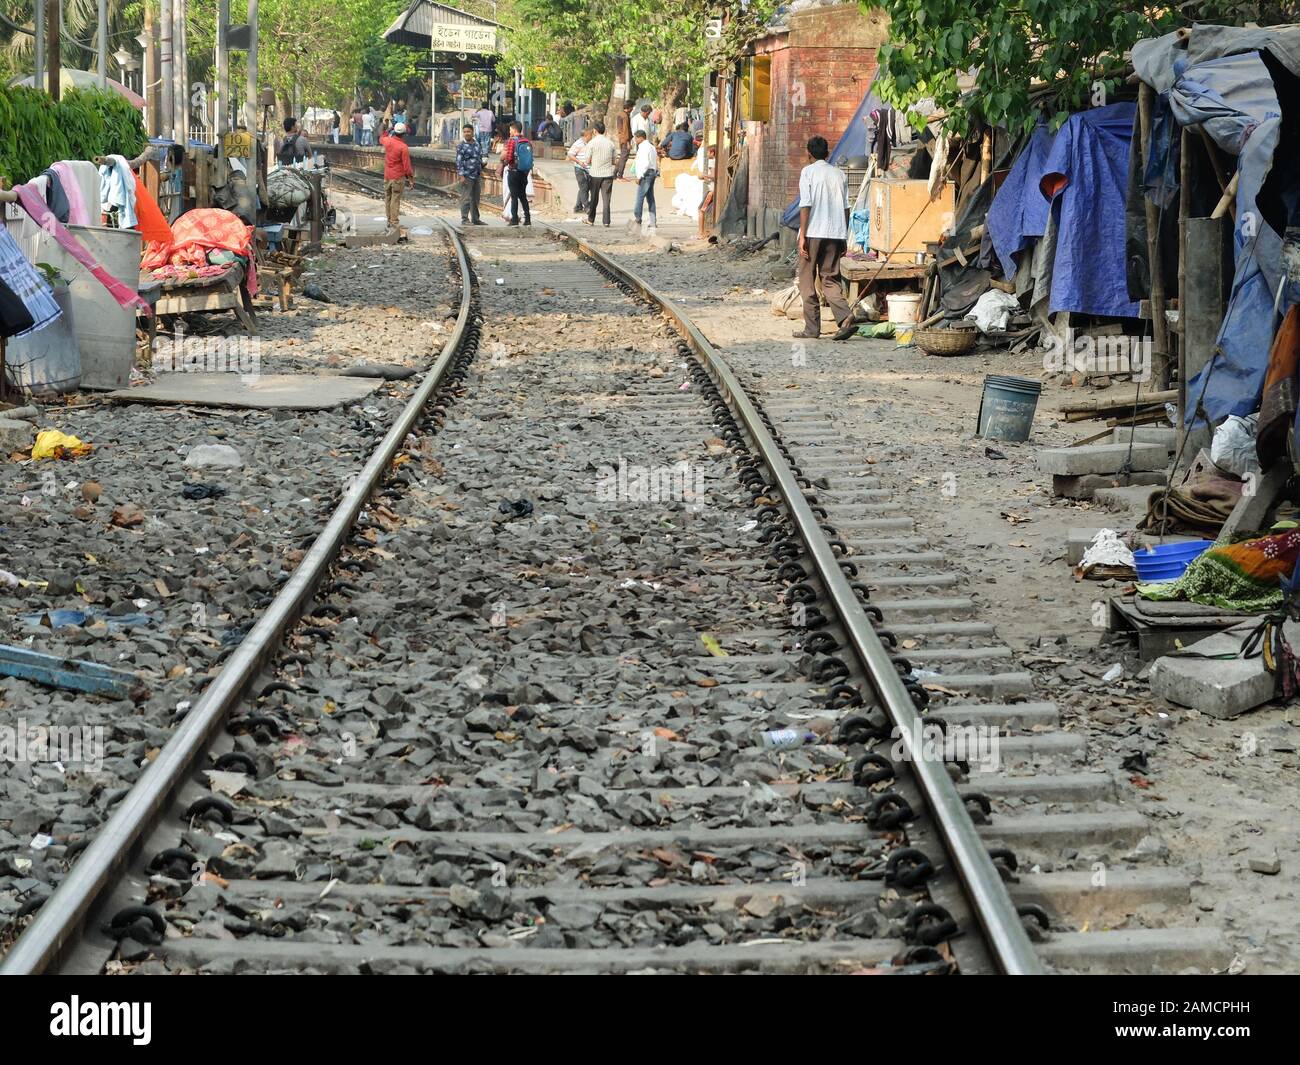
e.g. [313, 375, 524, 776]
[31, 430, 93, 461]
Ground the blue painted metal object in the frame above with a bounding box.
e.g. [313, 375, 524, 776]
[0, 643, 140, 699]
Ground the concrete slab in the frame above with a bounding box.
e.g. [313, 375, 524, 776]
[106, 373, 382, 411]
[1091, 484, 1160, 513]
[0, 418, 36, 452]
[1052, 470, 1166, 500]
[1148, 619, 1291, 718]
[1038, 442, 1168, 476]
[1111, 426, 1176, 450]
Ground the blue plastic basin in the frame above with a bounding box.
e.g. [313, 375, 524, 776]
[1134, 540, 1213, 582]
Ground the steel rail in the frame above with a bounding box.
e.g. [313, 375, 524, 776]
[546, 225, 1044, 975]
[0, 220, 475, 975]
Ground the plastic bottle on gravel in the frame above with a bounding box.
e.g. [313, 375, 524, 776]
[759, 728, 818, 750]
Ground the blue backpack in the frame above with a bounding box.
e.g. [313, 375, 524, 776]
[514, 139, 534, 172]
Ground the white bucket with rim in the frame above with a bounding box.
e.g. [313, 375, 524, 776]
[886, 292, 922, 324]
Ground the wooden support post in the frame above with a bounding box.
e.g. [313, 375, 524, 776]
[1138, 84, 1170, 390]
[46, 0, 60, 101]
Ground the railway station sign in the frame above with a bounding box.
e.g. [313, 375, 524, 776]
[431, 23, 498, 54]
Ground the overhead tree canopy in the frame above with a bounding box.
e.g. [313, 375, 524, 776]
[869, 0, 1297, 135]
[498, 0, 780, 105]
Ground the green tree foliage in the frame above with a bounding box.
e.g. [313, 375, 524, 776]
[870, 0, 1297, 134]
[499, 0, 779, 104]
[0, 84, 144, 182]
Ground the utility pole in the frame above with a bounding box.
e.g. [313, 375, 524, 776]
[97, 0, 108, 88]
[34, 0, 45, 90]
[216, 0, 230, 136]
[46, 0, 60, 100]
[161, 0, 174, 137]
[245, 0, 258, 135]
[172, 0, 186, 140]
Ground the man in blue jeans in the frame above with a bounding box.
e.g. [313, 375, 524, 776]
[632, 130, 658, 235]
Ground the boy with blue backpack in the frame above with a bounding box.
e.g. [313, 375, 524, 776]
[501, 121, 534, 227]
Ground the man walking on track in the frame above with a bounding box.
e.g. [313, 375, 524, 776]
[794, 135, 852, 339]
[501, 121, 533, 227]
[632, 130, 658, 236]
[457, 124, 486, 226]
[567, 125, 595, 215]
[584, 121, 616, 227]
[379, 120, 414, 231]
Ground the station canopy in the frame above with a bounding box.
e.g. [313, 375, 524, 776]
[383, 1, 503, 58]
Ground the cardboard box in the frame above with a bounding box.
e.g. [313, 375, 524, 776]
[868, 178, 955, 262]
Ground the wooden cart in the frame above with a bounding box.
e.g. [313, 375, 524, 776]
[146, 263, 258, 334]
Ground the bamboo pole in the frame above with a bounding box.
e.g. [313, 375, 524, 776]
[46, 0, 60, 101]
[1138, 84, 1170, 390]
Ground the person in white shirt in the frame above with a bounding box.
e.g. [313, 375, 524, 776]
[795, 135, 851, 339]
[631, 104, 652, 138]
[566, 126, 595, 213]
[584, 121, 617, 226]
[361, 107, 375, 146]
[632, 130, 659, 234]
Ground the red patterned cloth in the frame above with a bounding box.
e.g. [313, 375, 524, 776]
[142, 209, 258, 295]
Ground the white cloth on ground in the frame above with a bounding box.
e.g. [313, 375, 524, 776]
[967, 289, 1021, 333]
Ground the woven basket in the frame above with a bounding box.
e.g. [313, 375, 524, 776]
[916, 327, 978, 356]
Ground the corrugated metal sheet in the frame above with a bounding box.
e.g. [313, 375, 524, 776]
[383, 1, 502, 48]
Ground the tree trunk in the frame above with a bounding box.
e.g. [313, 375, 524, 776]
[661, 77, 686, 123]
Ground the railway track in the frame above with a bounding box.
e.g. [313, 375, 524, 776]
[0, 215, 1228, 975]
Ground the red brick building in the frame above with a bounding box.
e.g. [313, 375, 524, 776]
[741, 5, 889, 239]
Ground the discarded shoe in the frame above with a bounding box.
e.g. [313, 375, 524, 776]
[497, 497, 534, 519]
[182, 483, 227, 500]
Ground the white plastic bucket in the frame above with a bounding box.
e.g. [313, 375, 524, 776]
[886, 292, 922, 324]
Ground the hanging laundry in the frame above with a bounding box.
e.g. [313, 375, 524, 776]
[13, 184, 151, 313]
[51, 162, 91, 225]
[55, 160, 102, 224]
[98, 154, 138, 228]
[41, 168, 71, 224]
[0, 277, 36, 339]
[0, 227, 62, 338]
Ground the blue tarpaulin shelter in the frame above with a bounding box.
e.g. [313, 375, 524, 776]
[986, 102, 1141, 318]
[1134, 24, 1300, 430]
[1039, 102, 1142, 318]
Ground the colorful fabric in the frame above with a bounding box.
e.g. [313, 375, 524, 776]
[0, 224, 62, 338]
[41, 168, 70, 223]
[51, 161, 90, 225]
[1138, 531, 1300, 611]
[132, 170, 173, 246]
[56, 160, 102, 224]
[141, 209, 258, 296]
[13, 184, 150, 313]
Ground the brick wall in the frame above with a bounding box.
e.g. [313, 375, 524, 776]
[743, 6, 888, 237]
